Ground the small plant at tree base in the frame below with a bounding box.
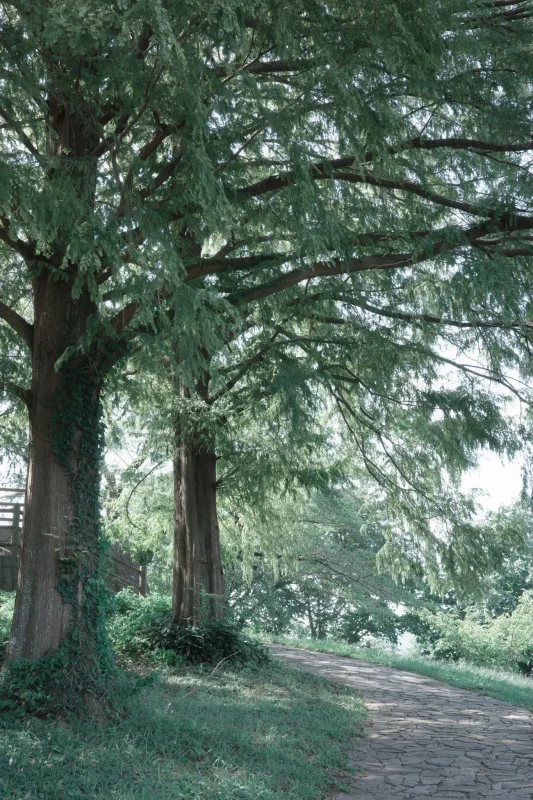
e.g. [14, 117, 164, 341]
[110, 590, 271, 668]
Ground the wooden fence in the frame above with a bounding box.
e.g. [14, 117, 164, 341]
[0, 491, 23, 592]
[106, 543, 148, 597]
[0, 489, 147, 595]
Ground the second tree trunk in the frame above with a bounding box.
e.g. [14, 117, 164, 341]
[172, 435, 224, 626]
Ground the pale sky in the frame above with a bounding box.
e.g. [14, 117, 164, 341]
[462, 451, 522, 512]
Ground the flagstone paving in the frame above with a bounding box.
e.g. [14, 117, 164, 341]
[270, 644, 533, 799]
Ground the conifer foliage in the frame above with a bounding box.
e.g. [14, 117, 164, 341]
[1, 0, 533, 697]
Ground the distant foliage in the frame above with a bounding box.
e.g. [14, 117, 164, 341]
[226, 487, 426, 643]
[110, 590, 270, 668]
[338, 606, 404, 646]
[418, 592, 533, 675]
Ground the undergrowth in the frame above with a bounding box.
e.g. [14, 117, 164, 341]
[0, 661, 365, 800]
[0, 591, 270, 716]
[110, 590, 270, 668]
[272, 635, 533, 711]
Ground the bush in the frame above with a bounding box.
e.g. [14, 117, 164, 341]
[110, 590, 271, 667]
[0, 591, 15, 662]
[418, 591, 533, 674]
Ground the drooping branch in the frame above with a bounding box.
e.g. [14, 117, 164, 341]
[209, 326, 283, 404]
[0, 301, 34, 352]
[238, 137, 533, 200]
[0, 379, 31, 407]
[352, 301, 533, 331]
[410, 345, 532, 406]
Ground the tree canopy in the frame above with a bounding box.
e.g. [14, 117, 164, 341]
[2, 1, 533, 370]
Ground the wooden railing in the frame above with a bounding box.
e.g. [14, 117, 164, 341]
[0, 501, 23, 539]
[0, 489, 147, 595]
[107, 543, 148, 597]
[0, 489, 24, 592]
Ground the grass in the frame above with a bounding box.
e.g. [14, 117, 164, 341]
[271, 635, 533, 711]
[0, 661, 365, 800]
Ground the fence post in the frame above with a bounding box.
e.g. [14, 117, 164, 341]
[12, 503, 21, 547]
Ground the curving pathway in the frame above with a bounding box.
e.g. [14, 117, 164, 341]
[270, 645, 533, 800]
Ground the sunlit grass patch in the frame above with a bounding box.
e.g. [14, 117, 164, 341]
[0, 661, 365, 800]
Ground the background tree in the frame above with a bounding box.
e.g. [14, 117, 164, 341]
[225, 486, 423, 642]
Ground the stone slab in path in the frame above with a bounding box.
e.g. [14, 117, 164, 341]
[270, 644, 533, 800]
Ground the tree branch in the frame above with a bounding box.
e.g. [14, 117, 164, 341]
[185, 252, 284, 281]
[226, 253, 424, 305]
[0, 380, 31, 407]
[0, 218, 40, 262]
[0, 301, 34, 352]
[238, 137, 533, 207]
[209, 326, 283, 404]
[412, 346, 531, 406]
[352, 301, 533, 331]
[0, 105, 45, 165]
[240, 164, 488, 216]
[226, 216, 533, 305]
[111, 211, 533, 334]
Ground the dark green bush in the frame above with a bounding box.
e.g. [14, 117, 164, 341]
[0, 591, 15, 663]
[110, 590, 271, 667]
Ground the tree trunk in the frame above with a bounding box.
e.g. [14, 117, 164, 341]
[172, 434, 224, 626]
[8, 275, 105, 667]
[306, 600, 317, 639]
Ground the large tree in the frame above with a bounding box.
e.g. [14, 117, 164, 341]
[1, 0, 533, 684]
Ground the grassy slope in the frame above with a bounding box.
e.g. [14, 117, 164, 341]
[271, 636, 533, 711]
[0, 662, 365, 800]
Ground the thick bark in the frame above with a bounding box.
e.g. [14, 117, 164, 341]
[172, 434, 225, 626]
[7, 66, 107, 665]
[8, 274, 103, 662]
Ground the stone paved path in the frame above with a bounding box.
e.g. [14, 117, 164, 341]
[270, 645, 533, 799]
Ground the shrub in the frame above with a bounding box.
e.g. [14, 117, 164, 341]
[0, 591, 15, 662]
[110, 590, 271, 667]
[418, 592, 533, 674]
